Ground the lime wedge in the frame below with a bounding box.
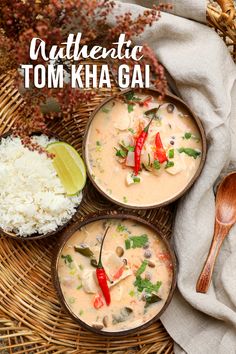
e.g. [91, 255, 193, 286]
[47, 142, 86, 196]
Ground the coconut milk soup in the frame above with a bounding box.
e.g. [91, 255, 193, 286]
[85, 92, 202, 207]
[58, 219, 173, 332]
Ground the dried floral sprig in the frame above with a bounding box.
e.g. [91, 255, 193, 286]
[0, 0, 171, 153]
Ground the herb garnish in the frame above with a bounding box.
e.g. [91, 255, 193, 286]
[61, 254, 73, 265]
[178, 147, 201, 159]
[136, 260, 148, 277]
[125, 234, 148, 249]
[125, 91, 141, 102]
[145, 293, 161, 307]
[124, 91, 141, 113]
[134, 277, 162, 294]
[116, 224, 128, 233]
[74, 245, 94, 258]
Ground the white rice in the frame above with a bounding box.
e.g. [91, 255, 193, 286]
[0, 135, 82, 236]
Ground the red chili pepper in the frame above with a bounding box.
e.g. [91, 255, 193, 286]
[155, 132, 167, 163]
[141, 96, 152, 107]
[96, 227, 111, 306]
[134, 104, 164, 175]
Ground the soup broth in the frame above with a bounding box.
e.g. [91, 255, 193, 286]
[58, 218, 173, 332]
[85, 91, 203, 207]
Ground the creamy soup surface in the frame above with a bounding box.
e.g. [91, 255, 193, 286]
[58, 219, 173, 332]
[85, 92, 203, 207]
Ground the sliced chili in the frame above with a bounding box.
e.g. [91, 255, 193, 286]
[134, 103, 163, 175]
[96, 226, 111, 306]
[93, 294, 104, 309]
[155, 132, 167, 163]
[113, 265, 125, 280]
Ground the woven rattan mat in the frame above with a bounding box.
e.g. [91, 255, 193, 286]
[0, 69, 175, 353]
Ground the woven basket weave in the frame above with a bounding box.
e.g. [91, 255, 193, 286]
[207, 0, 236, 61]
[0, 70, 175, 353]
[0, 1, 235, 352]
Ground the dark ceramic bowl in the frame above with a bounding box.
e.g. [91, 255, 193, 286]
[82, 88, 207, 210]
[0, 132, 82, 241]
[51, 212, 177, 337]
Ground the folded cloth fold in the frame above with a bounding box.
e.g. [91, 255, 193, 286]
[118, 0, 207, 23]
[111, 1, 236, 353]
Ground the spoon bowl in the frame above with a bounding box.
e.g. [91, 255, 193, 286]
[215, 172, 236, 224]
[196, 171, 236, 293]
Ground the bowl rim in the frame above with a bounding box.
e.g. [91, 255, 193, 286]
[82, 87, 207, 209]
[51, 212, 177, 337]
[0, 131, 82, 241]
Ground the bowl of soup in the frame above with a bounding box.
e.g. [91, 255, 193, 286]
[52, 214, 176, 336]
[83, 89, 206, 209]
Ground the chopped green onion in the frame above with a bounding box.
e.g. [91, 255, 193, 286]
[125, 239, 131, 249]
[61, 255, 73, 265]
[129, 290, 135, 297]
[128, 104, 134, 113]
[184, 132, 192, 139]
[68, 297, 76, 304]
[168, 149, 175, 159]
[153, 159, 161, 170]
[123, 196, 128, 203]
[102, 107, 110, 113]
[127, 145, 135, 152]
[115, 148, 127, 158]
[133, 176, 141, 183]
[165, 161, 174, 169]
[116, 224, 127, 232]
[136, 260, 148, 277]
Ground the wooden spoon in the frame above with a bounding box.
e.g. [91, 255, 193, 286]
[196, 171, 236, 293]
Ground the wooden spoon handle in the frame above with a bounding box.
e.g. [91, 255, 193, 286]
[196, 222, 230, 293]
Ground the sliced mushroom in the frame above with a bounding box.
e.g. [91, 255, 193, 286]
[103, 316, 109, 328]
[92, 323, 104, 330]
[147, 260, 156, 268]
[144, 249, 152, 259]
[167, 103, 175, 113]
[116, 246, 124, 257]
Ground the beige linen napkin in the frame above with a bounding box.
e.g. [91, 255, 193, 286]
[110, 1, 236, 353]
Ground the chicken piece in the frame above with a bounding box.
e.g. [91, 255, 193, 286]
[165, 151, 186, 175]
[81, 269, 99, 294]
[126, 172, 142, 186]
